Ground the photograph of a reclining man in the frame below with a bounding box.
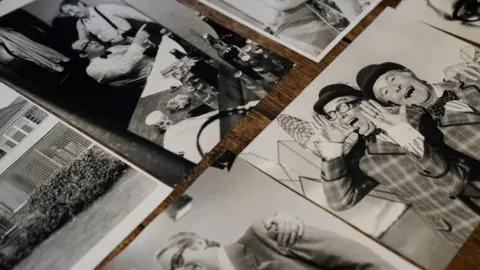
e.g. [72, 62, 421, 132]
[0, 0, 294, 163]
[103, 158, 419, 270]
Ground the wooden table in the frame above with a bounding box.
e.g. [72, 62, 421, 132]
[99, 0, 480, 269]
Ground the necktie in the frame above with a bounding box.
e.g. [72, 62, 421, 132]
[100, 51, 112, 59]
[364, 128, 384, 143]
[426, 90, 459, 118]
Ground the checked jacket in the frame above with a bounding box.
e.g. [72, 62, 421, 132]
[319, 106, 480, 248]
[430, 80, 480, 164]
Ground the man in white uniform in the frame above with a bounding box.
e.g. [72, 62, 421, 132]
[59, 0, 153, 46]
[72, 24, 153, 87]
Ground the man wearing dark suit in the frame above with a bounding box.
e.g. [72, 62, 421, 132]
[312, 83, 480, 248]
[356, 61, 480, 164]
[155, 212, 395, 270]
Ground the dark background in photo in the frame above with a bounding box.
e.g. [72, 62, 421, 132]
[0, 0, 294, 175]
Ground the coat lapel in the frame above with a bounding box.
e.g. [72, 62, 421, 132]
[455, 82, 480, 110]
[224, 243, 259, 270]
[366, 139, 407, 155]
[439, 110, 480, 127]
[439, 83, 480, 126]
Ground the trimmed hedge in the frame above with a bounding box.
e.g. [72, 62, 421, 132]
[0, 147, 128, 269]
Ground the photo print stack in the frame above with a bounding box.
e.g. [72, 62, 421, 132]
[0, 83, 171, 270]
[240, 7, 480, 270]
[104, 158, 419, 270]
[199, 0, 381, 61]
[0, 0, 294, 165]
[2, 0, 480, 269]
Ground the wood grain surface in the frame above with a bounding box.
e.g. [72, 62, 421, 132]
[98, 0, 480, 269]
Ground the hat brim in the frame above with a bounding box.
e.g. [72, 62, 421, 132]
[360, 62, 406, 102]
[313, 87, 361, 114]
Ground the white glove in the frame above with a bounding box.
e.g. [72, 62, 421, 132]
[385, 123, 425, 158]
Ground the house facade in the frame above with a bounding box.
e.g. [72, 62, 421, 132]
[0, 95, 93, 222]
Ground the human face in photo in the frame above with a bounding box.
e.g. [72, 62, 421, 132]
[323, 96, 375, 135]
[157, 239, 220, 270]
[372, 70, 435, 107]
[84, 40, 105, 54]
[61, 3, 89, 18]
[427, 0, 480, 27]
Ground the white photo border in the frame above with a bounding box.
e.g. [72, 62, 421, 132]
[0, 81, 173, 270]
[199, 0, 383, 62]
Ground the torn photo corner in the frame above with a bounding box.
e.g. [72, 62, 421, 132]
[198, 0, 383, 62]
[0, 0, 294, 172]
[238, 7, 480, 270]
[103, 158, 419, 270]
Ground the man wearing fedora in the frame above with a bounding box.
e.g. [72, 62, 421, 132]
[312, 83, 480, 248]
[356, 61, 480, 164]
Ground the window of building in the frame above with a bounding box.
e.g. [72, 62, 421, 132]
[15, 117, 37, 133]
[1, 139, 17, 152]
[5, 127, 27, 143]
[0, 104, 46, 161]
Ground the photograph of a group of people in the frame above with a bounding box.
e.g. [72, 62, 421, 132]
[200, 0, 379, 61]
[103, 158, 418, 270]
[397, 0, 480, 46]
[240, 8, 480, 269]
[0, 0, 293, 164]
[0, 83, 170, 270]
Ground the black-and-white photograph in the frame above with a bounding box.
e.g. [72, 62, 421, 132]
[397, 0, 480, 45]
[240, 7, 480, 269]
[199, 0, 380, 61]
[0, 83, 171, 270]
[0, 0, 293, 164]
[103, 158, 418, 270]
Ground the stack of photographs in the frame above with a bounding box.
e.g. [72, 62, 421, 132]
[104, 158, 419, 270]
[199, 0, 382, 61]
[0, 0, 294, 168]
[240, 6, 480, 270]
[1, 0, 480, 269]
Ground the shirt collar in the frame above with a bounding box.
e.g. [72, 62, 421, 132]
[217, 248, 236, 270]
[87, 7, 97, 19]
[432, 83, 446, 98]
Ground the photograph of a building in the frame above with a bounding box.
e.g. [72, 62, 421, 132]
[0, 83, 170, 270]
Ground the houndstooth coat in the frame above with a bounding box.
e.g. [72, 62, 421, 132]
[319, 106, 480, 248]
[430, 80, 480, 163]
